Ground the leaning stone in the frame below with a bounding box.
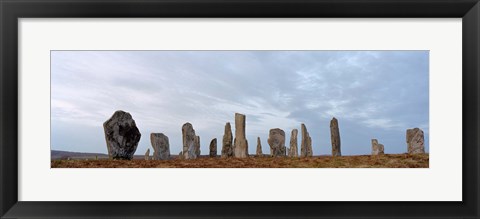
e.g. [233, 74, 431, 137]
[371, 139, 385, 155]
[182, 123, 197, 159]
[221, 122, 234, 158]
[233, 113, 249, 158]
[256, 137, 263, 156]
[151, 133, 170, 160]
[406, 128, 425, 154]
[209, 138, 217, 157]
[103, 110, 141, 160]
[300, 124, 313, 157]
[289, 129, 299, 157]
[330, 117, 342, 156]
[145, 148, 150, 160]
[268, 128, 286, 157]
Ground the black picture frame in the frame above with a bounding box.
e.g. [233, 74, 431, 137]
[1, 0, 479, 218]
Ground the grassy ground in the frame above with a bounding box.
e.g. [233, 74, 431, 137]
[51, 153, 428, 168]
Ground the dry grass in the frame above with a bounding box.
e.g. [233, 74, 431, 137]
[51, 153, 429, 168]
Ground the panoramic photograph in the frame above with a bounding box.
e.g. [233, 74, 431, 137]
[50, 51, 429, 168]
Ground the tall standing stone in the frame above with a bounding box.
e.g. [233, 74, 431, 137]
[300, 124, 312, 157]
[330, 117, 342, 156]
[182, 123, 197, 159]
[209, 138, 217, 157]
[194, 135, 201, 157]
[145, 148, 150, 160]
[233, 113, 249, 158]
[221, 122, 234, 158]
[289, 129, 299, 157]
[103, 110, 141, 160]
[256, 137, 263, 156]
[371, 139, 385, 155]
[268, 128, 286, 157]
[406, 128, 425, 154]
[151, 133, 171, 160]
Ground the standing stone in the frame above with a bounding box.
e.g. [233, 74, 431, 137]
[145, 148, 150, 160]
[233, 113, 248, 158]
[256, 137, 263, 156]
[371, 139, 385, 155]
[194, 135, 201, 157]
[300, 124, 313, 157]
[209, 138, 217, 157]
[182, 123, 197, 159]
[151, 133, 170, 160]
[103, 110, 141, 160]
[330, 117, 342, 156]
[406, 128, 425, 154]
[268, 128, 286, 157]
[178, 151, 184, 160]
[221, 122, 234, 158]
[289, 129, 299, 157]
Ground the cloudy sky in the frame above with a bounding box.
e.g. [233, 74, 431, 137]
[51, 51, 429, 156]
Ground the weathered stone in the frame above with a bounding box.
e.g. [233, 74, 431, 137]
[371, 139, 385, 155]
[233, 113, 248, 158]
[330, 117, 342, 156]
[406, 128, 425, 154]
[289, 129, 299, 157]
[300, 124, 312, 157]
[103, 110, 141, 160]
[256, 137, 263, 156]
[268, 128, 286, 157]
[178, 151, 184, 160]
[182, 123, 197, 159]
[209, 138, 217, 157]
[221, 122, 234, 158]
[194, 135, 201, 157]
[151, 133, 170, 160]
[145, 148, 150, 160]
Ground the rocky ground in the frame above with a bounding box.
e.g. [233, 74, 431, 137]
[51, 153, 429, 168]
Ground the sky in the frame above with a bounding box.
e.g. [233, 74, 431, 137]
[51, 51, 429, 156]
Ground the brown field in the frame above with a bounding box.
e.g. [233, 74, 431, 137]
[51, 153, 429, 168]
